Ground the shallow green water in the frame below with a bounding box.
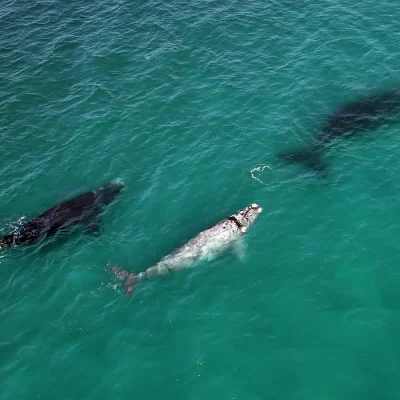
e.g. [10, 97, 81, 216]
[2, 0, 400, 398]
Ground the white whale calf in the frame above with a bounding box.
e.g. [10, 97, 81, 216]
[109, 203, 263, 296]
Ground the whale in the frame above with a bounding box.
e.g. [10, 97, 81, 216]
[109, 203, 263, 296]
[276, 87, 400, 175]
[0, 179, 124, 248]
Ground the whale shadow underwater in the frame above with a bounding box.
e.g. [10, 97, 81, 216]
[0, 179, 124, 249]
[276, 87, 400, 176]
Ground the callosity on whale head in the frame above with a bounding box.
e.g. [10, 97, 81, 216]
[231, 203, 262, 233]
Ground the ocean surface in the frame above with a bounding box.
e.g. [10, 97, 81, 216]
[2, 0, 400, 398]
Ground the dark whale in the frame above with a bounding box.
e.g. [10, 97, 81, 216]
[0, 179, 124, 248]
[276, 88, 400, 175]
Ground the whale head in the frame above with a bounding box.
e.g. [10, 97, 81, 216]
[231, 203, 262, 232]
[97, 179, 125, 205]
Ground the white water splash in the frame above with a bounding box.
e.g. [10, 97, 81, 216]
[17, 216, 26, 224]
[250, 164, 273, 185]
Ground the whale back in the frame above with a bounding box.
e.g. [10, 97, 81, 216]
[321, 88, 400, 140]
[0, 180, 124, 247]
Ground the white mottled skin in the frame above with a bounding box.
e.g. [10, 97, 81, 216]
[110, 203, 262, 296]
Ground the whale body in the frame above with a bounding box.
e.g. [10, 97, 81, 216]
[277, 87, 400, 175]
[109, 203, 263, 296]
[0, 180, 124, 248]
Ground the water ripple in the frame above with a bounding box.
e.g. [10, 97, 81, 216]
[2, 0, 400, 398]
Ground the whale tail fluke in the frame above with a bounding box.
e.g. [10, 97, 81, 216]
[108, 264, 139, 297]
[276, 144, 328, 177]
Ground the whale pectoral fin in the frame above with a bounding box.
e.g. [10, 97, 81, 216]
[86, 220, 104, 237]
[232, 240, 247, 261]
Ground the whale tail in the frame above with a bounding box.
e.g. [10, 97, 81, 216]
[276, 144, 328, 177]
[109, 264, 139, 297]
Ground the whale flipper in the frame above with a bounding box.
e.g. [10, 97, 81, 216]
[276, 145, 328, 177]
[109, 264, 139, 297]
[232, 240, 246, 261]
[86, 220, 103, 236]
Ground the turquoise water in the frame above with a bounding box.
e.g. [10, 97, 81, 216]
[2, 0, 400, 398]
